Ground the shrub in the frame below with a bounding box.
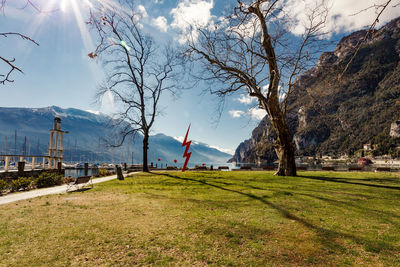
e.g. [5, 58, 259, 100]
[0, 179, 8, 193]
[35, 172, 64, 188]
[10, 177, 32, 192]
[52, 174, 63, 185]
[98, 168, 108, 177]
[62, 176, 75, 184]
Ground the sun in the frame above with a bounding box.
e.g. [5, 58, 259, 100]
[25, 0, 127, 55]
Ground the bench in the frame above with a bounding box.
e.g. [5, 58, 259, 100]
[66, 176, 93, 192]
[322, 166, 335, 171]
[348, 167, 363, 171]
[376, 167, 391, 172]
[166, 166, 178, 170]
[195, 166, 208, 170]
[296, 166, 308, 170]
[263, 166, 275, 170]
[240, 166, 252, 170]
[218, 166, 229, 170]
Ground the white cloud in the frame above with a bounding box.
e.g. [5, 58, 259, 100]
[261, 84, 286, 102]
[152, 16, 168, 32]
[236, 94, 256, 105]
[248, 107, 267, 120]
[137, 4, 148, 18]
[86, 110, 101, 115]
[208, 145, 234, 155]
[229, 108, 267, 120]
[170, 0, 214, 43]
[229, 110, 246, 118]
[227, 15, 260, 38]
[100, 89, 116, 114]
[173, 136, 184, 142]
[173, 136, 233, 154]
[284, 0, 400, 35]
[173, 136, 199, 144]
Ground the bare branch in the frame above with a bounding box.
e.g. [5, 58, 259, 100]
[1, 1, 42, 84]
[339, 0, 397, 79]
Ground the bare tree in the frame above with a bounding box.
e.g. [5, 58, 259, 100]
[185, 0, 329, 176]
[89, 2, 181, 172]
[0, 0, 40, 85]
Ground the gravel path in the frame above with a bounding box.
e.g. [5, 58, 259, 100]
[0, 174, 120, 205]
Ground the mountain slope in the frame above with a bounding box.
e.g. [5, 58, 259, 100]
[230, 16, 400, 164]
[0, 106, 231, 165]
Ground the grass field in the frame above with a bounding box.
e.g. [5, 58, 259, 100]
[1, 171, 400, 266]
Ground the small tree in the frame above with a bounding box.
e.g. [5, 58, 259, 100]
[185, 0, 329, 176]
[89, 2, 181, 172]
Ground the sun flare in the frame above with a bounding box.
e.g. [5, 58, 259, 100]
[24, 0, 126, 57]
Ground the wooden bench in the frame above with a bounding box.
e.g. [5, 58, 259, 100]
[166, 166, 178, 170]
[348, 167, 363, 171]
[195, 166, 208, 170]
[296, 166, 308, 170]
[263, 166, 275, 170]
[376, 167, 391, 172]
[66, 176, 93, 192]
[240, 166, 252, 170]
[322, 166, 335, 171]
[218, 166, 229, 170]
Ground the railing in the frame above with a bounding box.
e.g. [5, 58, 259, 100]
[0, 154, 62, 172]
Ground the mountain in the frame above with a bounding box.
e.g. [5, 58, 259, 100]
[0, 106, 231, 165]
[230, 16, 400, 164]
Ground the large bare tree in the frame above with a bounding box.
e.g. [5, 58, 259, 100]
[0, 0, 40, 85]
[185, 0, 329, 176]
[89, 2, 181, 172]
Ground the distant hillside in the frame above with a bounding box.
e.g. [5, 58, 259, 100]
[0, 106, 231, 165]
[231, 16, 400, 164]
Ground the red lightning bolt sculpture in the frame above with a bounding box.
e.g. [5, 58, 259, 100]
[182, 124, 192, 172]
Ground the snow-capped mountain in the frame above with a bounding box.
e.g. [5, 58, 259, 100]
[0, 106, 231, 165]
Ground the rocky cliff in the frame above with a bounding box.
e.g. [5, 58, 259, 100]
[231, 16, 400, 164]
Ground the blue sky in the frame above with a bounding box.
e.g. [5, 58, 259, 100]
[1, 0, 399, 154]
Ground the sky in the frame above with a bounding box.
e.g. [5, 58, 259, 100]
[1, 0, 400, 155]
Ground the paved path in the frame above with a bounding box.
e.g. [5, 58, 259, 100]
[0, 174, 119, 205]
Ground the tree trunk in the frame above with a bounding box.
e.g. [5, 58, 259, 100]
[274, 136, 297, 176]
[248, 3, 297, 176]
[265, 96, 297, 176]
[142, 133, 149, 172]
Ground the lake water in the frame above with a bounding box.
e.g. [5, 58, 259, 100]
[64, 168, 98, 178]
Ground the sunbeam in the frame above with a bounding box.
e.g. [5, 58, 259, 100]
[70, 0, 95, 52]
[26, 0, 58, 38]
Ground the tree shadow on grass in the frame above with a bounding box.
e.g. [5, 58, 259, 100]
[205, 178, 400, 223]
[153, 172, 399, 255]
[67, 188, 92, 193]
[296, 192, 400, 224]
[298, 175, 400, 191]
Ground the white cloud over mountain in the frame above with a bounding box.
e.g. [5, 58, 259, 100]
[286, 0, 400, 35]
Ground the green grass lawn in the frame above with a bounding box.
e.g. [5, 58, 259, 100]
[1, 171, 400, 266]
